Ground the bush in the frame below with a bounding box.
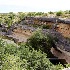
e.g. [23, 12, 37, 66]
[18, 44, 54, 70]
[27, 29, 55, 53]
[48, 11, 54, 14]
[42, 25, 50, 29]
[56, 11, 63, 16]
[0, 38, 64, 70]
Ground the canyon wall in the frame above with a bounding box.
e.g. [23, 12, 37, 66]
[56, 23, 70, 38]
[24, 17, 70, 38]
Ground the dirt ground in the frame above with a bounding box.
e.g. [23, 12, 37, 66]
[7, 28, 32, 42]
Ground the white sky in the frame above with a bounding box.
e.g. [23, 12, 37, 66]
[0, 0, 70, 13]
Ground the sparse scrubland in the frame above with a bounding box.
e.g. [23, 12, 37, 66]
[0, 10, 70, 70]
[0, 10, 70, 27]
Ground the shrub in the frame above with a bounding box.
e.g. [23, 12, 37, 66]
[0, 39, 54, 70]
[42, 25, 50, 29]
[48, 11, 54, 14]
[27, 29, 55, 53]
[56, 11, 63, 16]
[0, 38, 64, 70]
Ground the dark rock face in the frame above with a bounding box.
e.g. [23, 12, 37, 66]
[39, 17, 57, 23]
[0, 31, 6, 36]
[43, 29, 70, 52]
[57, 18, 70, 24]
[24, 17, 70, 24]
[6, 29, 12, 35]
[0, 24, 7, 36]
[0, 24, 2, 27]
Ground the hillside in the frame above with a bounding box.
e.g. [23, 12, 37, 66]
[0, 11, 70, 70]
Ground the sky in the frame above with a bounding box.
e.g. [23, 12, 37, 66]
[0, 0, 70, 13]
